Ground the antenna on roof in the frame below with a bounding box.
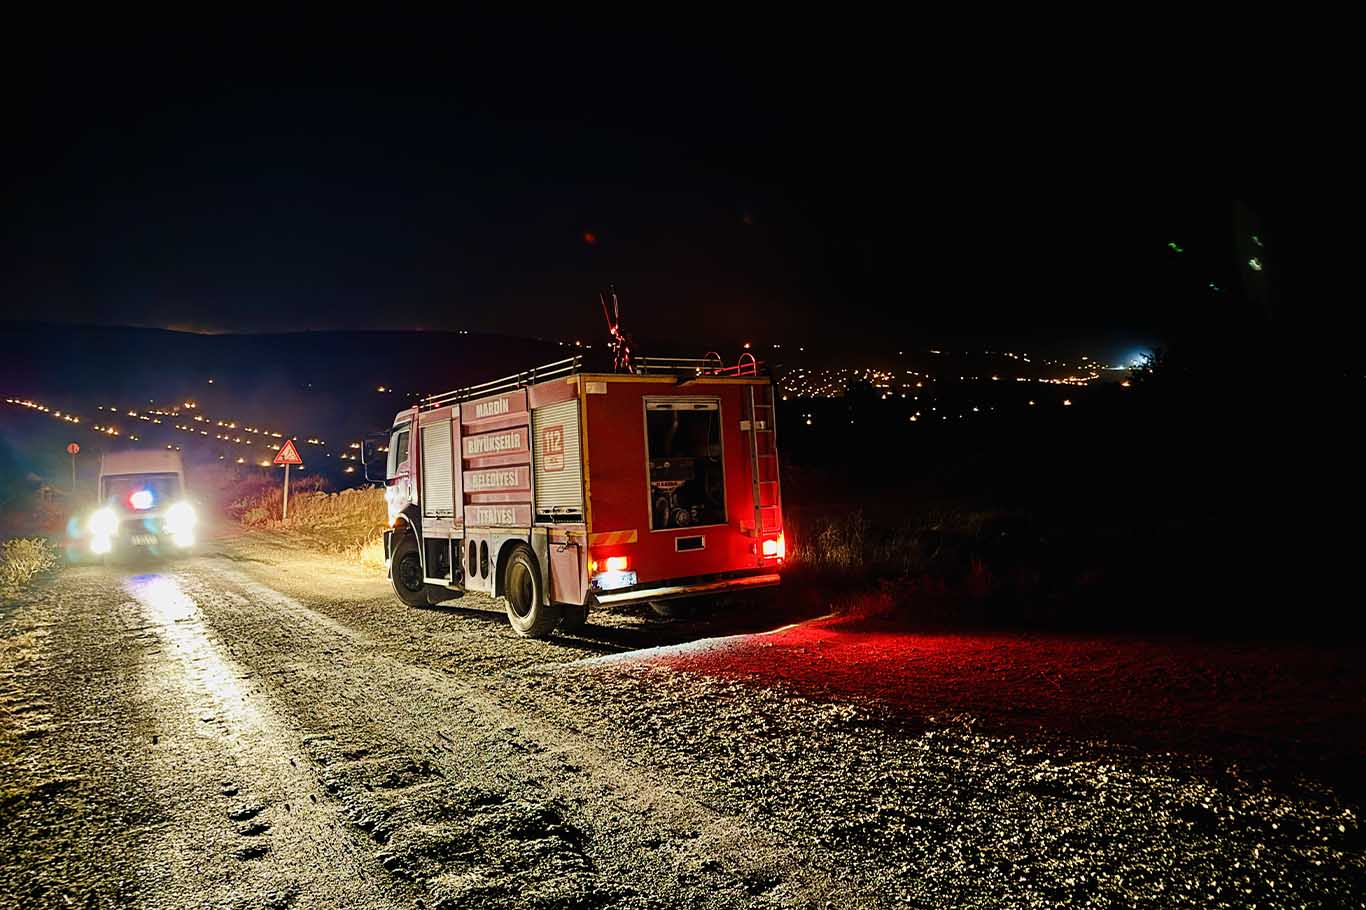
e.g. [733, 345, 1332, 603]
[599, 286, 635, 373]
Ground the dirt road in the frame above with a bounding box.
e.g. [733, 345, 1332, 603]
[3, 537, 1363, 908]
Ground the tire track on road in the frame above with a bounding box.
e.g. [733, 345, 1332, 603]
[2, 569, 176, 908]
[182, 558, 880, 909]
[122, 570, 410, 910]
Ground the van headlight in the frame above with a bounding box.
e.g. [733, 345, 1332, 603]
[89, 508, 118, 537]
[164, 502, 197, 535]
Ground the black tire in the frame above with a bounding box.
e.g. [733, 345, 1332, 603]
[390, 533, 428, 607]
[558, 601, 590, 633]
[503, 545, 561, 638]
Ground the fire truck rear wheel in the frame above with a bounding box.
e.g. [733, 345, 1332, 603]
[503, 545, 561, 638]
[390, 533, 428, 608]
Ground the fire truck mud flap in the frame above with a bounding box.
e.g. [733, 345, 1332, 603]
[592, 572, 780, 608]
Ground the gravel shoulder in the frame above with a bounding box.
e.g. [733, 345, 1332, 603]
[3, 533, 1363, 909]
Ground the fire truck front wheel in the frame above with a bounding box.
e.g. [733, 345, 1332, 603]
[390, 533, 428, 608]
[503, 545, 561, 638]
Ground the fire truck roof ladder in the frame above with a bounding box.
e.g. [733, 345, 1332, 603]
[635, 354, 765, 377]
[745, 383, 782, 536]
[419, 351, 769, 412]
[421, 356, 583, 410]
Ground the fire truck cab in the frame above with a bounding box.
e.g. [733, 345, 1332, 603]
[381, 355, 784, 637]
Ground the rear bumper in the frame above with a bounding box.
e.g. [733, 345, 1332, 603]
[592, 571, 781, 607]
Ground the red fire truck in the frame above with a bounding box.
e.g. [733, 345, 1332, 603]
[380, 354, 784, 637]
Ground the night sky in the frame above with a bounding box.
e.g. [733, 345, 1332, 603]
[3, 18, 1357, 357]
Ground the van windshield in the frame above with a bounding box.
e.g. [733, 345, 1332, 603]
[102, 473, 182, 510]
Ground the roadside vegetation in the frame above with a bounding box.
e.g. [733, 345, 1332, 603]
[778, 338, 1360, 638]
[783, 508, 1026, 622]
[0, 538, 59, 597]
[221, 471, 387, 567]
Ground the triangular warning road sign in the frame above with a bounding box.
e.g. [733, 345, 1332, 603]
[273, 438, 304, 465]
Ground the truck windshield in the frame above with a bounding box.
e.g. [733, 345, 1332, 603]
[386, 426, 410, 478]
[102, 473, 182, 510]
[645, 400, 725, 530]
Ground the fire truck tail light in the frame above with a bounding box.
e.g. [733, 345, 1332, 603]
[589, 557, 630, 573]
[590, 554, 636, 592]
[761, 534, 785, 560]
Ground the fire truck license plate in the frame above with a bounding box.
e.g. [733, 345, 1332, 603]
[131, 534, 157, 546]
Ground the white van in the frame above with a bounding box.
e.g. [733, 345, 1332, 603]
[87, 450, 197, 556]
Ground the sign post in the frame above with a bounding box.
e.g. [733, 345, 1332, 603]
[66, 442, 80, 493]
[272, 439, 304, 519]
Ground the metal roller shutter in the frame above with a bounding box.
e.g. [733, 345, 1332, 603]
[532, 399, 583, 520]
[421, 419, 455, 517]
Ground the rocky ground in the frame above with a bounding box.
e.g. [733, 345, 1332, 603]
[2, 533, 1363, 909]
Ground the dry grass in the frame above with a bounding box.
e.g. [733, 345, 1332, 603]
[354, 535, 387, 570]
[787, 508, 984, 577]
[228, 474, 330, 525]
[232, 481, 387, 562]
[783, 508, 1047, 607]
[0, 538, 59, 595]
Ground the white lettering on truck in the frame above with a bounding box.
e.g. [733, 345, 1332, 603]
[474, 398, 511, 419]
[464, 429, 525, 456]
[468, 506, 517, 525]
[467, 469, 520, 490]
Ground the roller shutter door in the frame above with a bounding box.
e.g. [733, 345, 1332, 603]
[421, 419, 455, 518]
[532, 399, 582, 520]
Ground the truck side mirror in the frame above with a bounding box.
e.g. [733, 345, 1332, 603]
[361, 432, 388, 484]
